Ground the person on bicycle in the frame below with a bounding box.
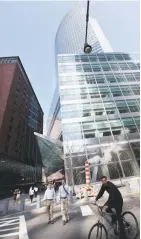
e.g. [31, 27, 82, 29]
[95, 176, 126, 238]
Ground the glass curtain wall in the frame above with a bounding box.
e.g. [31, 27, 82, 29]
[58, 53, 140, 186]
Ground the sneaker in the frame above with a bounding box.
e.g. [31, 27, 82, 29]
[63, 221, 66, 225]
[48, 221, 51, 224]
[66, 219, 69, 223]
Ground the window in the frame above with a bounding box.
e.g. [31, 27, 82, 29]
[80, 55, 89, 62]
[115, 73, 127, 82]
[124, 73, 136, 81]
[130, 85, 140, 95]
[133, 72, 140, 81]
[83, 64, 92, 72]
[116, 101, 129, 113]
[106, 54, 116, 61]
[98, 55, 107, 61]
[127, 100, 139, 112]
[122, 54, 131, 60]
[114, 54, 124, 61]
[119, 63, 129, 70]
[110, 86, 122, 97]
[95, 74, 105, 83]
[105, 74, 116, 83]
[101, 63, 111, 71]
[89, 56, 98, 62]
[127, 62, 138, 70]
[120, 86, 133, 96]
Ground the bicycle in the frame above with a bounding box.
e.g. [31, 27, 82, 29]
[88, 202, 139, 239]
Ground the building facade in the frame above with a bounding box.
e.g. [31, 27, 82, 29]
[58, 53, 140, 185]
[0, 57, 43, 186]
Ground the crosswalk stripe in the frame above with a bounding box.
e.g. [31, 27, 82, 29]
[80, 205, 94, 216]
[0, 227, 19, 232]
[0, 232, 19, 237]
[0, 217, 19, 221]
[19, 215, 29, 239]
[0, 220, 19, 228]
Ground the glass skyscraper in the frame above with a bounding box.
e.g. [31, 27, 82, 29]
[55, 2, 113, 55]
[47, 3, 140, 186]
[58, 53, 140, 185]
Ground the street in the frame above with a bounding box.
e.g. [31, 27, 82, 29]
[0, 190, 140, 239]
[25, 200, 140, 239]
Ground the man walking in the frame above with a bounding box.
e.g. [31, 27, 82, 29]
[43, 182, 56, 224]
[59, 180, 70, 225]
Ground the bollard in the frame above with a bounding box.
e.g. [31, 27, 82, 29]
[84, 189, 88, 201]
[20, 194, 25, 212]
[69, 190, 73, 204]
[36, 194, 41, 209]
[3, 198, 9, 216]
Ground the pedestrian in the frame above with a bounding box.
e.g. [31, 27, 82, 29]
[43, 182, 56, 224]
[29, 186, 34, 203]
[34, 185, 38, 198]
[13, 189, 18, 204]
[16, 189, 21, 204]
[59, 180, 70, 225]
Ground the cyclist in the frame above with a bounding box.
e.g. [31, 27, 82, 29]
[94, 176, 126, 238]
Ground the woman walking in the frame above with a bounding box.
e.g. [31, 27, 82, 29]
[29, 186, 34, 203]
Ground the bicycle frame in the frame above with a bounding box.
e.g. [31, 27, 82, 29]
[95, 203, 116, 232]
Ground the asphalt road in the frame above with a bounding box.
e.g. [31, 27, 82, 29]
[25, 202, 140, 239]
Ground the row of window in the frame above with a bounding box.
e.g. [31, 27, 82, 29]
[58, 53, 132, 63]
[59, 62, 139, 73]
[61, 99, 140, 112]
[62, 117, 140, 140]
[60, 72, 140, 86]
[61, 101, 139, 119]
[63, 117, 140, 131]
[60, 85, 140, 101]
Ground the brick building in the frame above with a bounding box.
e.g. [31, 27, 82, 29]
[0, 57, 43, 187]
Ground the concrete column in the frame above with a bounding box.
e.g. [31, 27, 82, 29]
[20, 194, 25, 212]
[36, 194, 41, 209]
[3, 198, 9, 216]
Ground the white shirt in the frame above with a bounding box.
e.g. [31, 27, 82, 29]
[29, 188, 34, 196]
[34, 187, 38, 192]
[43, 188, 55, 201]
[59, 184, 69, 199]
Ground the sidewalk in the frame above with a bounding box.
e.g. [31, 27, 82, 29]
[0, 194, 44, 217]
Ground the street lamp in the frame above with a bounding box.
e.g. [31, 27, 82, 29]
[84, 0, 92, 54]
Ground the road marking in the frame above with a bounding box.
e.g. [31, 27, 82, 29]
[19, 215, 29, 239]
[0, 232, 19, 237]
[0, 215, 28, 238]
[80, 205, 94, 216]
[0, 216, 19, 221]
[0, 218, 19, 228]
[0, 227, 19, 232]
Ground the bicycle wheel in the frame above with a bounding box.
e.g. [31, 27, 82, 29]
[122, 211, 139, 239]
[88, 222, 108, 239]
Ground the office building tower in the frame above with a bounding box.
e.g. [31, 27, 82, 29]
[55, 3, 113, 55]
[0, 56, 43, 186]
[58, 52, 140, 185]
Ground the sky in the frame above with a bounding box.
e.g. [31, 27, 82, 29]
[0, 1, 140, 134]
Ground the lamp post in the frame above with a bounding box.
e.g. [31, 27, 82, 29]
[84, 0, 92, 54]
